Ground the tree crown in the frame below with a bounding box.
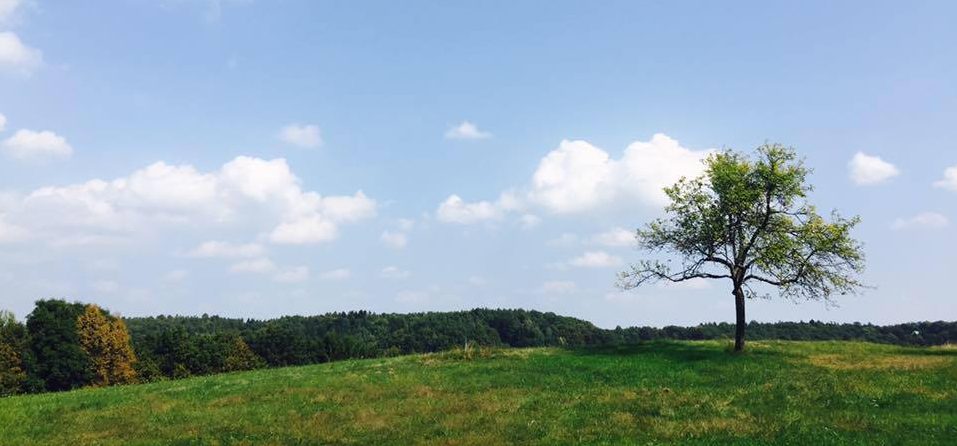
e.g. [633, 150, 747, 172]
[619, 144, 865, 301]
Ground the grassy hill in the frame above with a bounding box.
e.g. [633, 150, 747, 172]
[1, 341, 955, 445]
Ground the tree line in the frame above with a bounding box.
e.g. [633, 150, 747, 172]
[1, 299, 955, 396]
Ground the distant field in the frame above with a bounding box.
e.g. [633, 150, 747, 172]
[1, 341, 955, 445]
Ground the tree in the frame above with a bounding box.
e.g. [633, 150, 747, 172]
[0, 310, 28, 396]
[221, 334, 264, 372]
[76, 305, 137, 386]
[618, 144, 865, 352]
[26, 300, 93, 391]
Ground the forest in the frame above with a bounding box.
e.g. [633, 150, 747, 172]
[1, 298, 955, 396]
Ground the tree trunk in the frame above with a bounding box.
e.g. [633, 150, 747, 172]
[733, 286, 746, 352]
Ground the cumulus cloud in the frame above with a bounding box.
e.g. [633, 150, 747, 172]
[593, 227, 634, 247]
[0, 113, 6, 132]
[444, 121, 491, 140]
[848, 152, 899, 186]
[269, 215, 338, 244]
[2, 129, 73, 161]
[436, 134, 712, 224]
[0, 155, 375, 246]
[436, 195, 503, 224]
[379, 218, 414, 249]
[891, 212, 949, 230]
[0, 32, 41, 75]
[934, 166, 957, 192]
[318, 268, 351, 280]
[278, 123, 322, 148]
[568, 250, 622, 268]
[186, 241, 264, 258]
[380, 266, 410, 279]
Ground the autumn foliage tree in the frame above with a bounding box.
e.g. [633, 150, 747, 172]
[76, 305, 138, 386]
[619, 144, 866, 352]
[0, 310, 28, 396]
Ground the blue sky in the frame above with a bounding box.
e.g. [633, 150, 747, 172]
[0, 0, 955, 327]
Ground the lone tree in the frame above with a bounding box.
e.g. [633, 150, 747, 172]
[618, 144, 865, 352]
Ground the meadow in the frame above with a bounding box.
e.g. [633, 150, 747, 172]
[1, 341, 955, 445]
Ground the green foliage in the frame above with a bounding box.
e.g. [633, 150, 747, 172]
[622, 144, 864, 298]
[26, 300, 93, 392]
[619, 144, 866, 349]
[8, 299, 957, 398]
[0, 341, 954, 444]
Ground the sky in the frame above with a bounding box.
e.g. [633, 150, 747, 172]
[0, 0, 955, 328]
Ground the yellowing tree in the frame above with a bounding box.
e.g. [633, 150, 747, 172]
[76, 305, 138, 386]
[0, 342, 26, 396]
[223, 335, 264, 372]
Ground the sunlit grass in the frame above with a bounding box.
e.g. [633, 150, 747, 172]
[0, 341, 954, 445]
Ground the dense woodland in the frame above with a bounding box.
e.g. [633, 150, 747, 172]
[1, 299, 955, 396]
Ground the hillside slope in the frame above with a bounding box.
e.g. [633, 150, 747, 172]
[1, 341, 955, 445]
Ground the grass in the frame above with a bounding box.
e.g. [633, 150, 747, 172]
[1, 341, 955, 445]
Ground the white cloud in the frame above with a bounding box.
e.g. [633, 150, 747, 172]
[278, 123, 322, 148]
[186, 241, 264, 258]
[317, 191, 377, 223]
[318, 268, 351, 280]
[528, 140, 615, 213]
[848, 152, 900, 186]
[593, 227, 634, 247]
[380, 230, 407, 249]
[269, 215, 338, 244]
[891, 212, 949, 230]
[0, 32, 41, 75]
[230, 258, 276, 274]
[380, 266, 410, 279]
[437, 134, 712, 224]
[2, 129, 72, 161]
[531, 134, 712, 213]
[934, 166, 957, 192]
[436, 194, 503, 224]
[273, 266, 309, 283]
[444, 121, 491, 140]
[0, 155, 376, 246]
[0, 113, 6, 132]
[568, 250, 622, 268]
[539, 280, 577, 294]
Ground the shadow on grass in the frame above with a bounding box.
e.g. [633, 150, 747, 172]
[565, 340, 789, 364]
[895, 345, 957, 357]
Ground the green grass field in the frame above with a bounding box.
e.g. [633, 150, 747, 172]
[1, 341, 955, 445]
